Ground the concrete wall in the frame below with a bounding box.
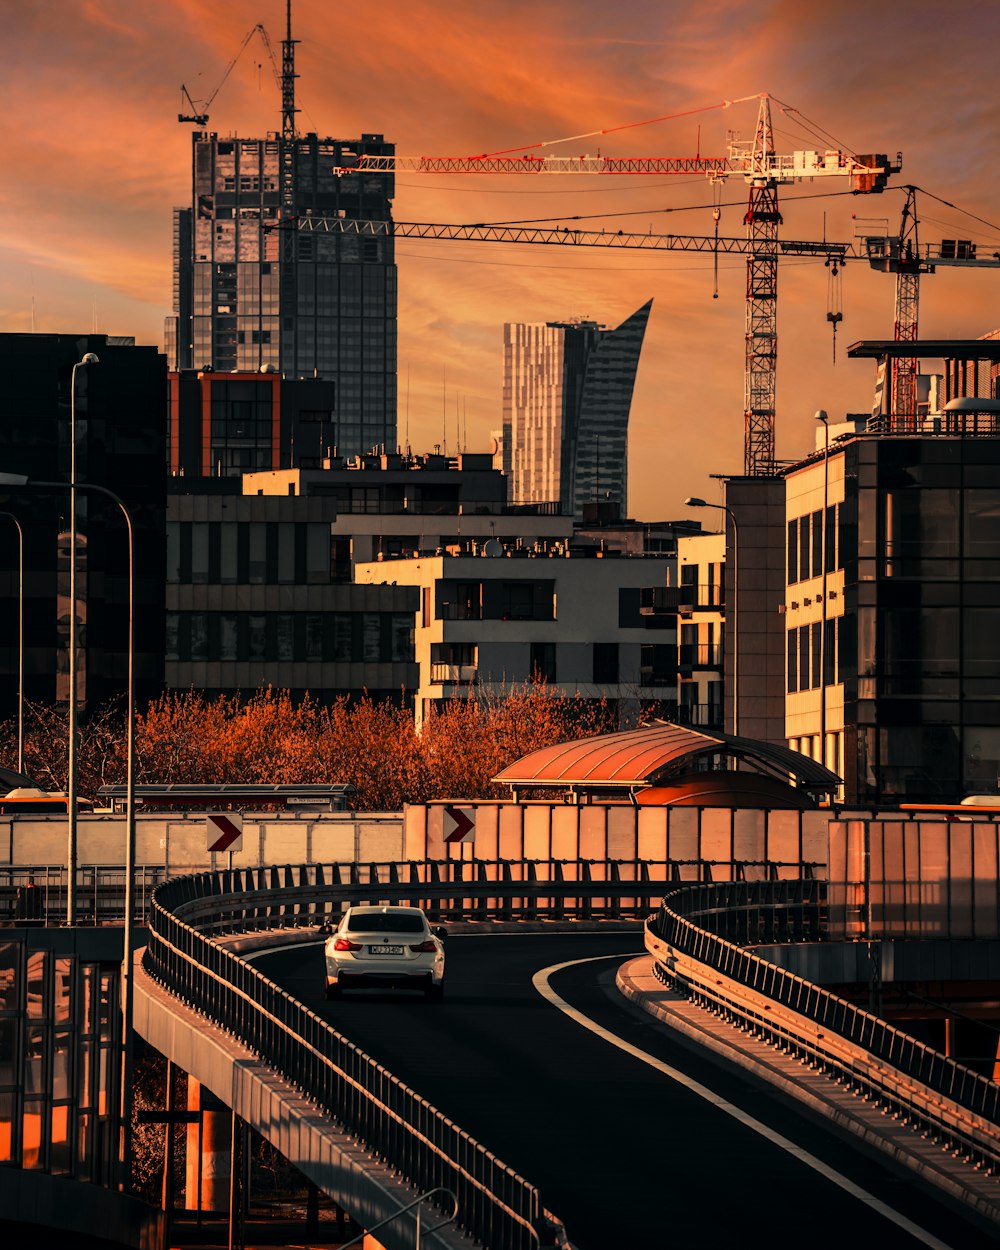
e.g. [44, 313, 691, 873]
[0, 811, 404, 873]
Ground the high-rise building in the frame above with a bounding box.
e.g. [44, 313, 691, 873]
[0, 333, 167, 716]
[502, 301, 652, 520]
[165, 12, 397, 460]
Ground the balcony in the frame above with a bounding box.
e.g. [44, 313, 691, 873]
[430, 663, 478, 685]
[641, 583, 724, 615]
[674, 702, 724, 729]
[678, 642, 723, 670]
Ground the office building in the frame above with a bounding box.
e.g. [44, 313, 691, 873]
[0, 333, 167, 715]
[356, 548, 676, 728]
[165, 20, 397, 460]
[503, 302, 652, 520]
[166, 480, 417, 706]
[720, 337, 1000, 804]
[168, 370, 337, 477]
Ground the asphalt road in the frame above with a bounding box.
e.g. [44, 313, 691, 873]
[257, 932, 995, 1250]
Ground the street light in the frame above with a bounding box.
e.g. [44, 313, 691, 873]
[68, 352, 99, 926]
[685, 496, 740, 737]
[816, 410, 831, 771]
[0, 469, 136, 1190]
[0, 512, 25, 773]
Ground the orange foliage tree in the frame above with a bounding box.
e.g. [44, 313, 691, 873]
[0, 683, 636, 811]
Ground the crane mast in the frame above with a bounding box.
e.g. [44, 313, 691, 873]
[860, 185, 1000, 427]
[742, 96, 782, 474]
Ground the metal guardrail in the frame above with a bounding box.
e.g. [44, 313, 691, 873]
[145, 868, 557, 1250]
[141, 860, 812, 1248]
[646, 881, 1000, 1174]
[0, 857, 804, 929]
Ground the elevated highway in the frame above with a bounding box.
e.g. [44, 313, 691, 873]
[133, 865, 1000, 1249]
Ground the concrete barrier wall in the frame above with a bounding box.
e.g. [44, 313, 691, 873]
[0, 811, 405, 873]
[404, 801, 831, 872]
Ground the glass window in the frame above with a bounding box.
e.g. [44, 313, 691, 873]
[811, 621, 822, 689]
[811, 510, 822, 577]
[333, 615, 353, 661]
[593, 642, 619, 684]
[248, 526, 267, 584]
[220, 614, 238, 661]
[883, 607, 959, 676]
[798, 624, 810, 691]
[530, 642, 557, 683]
[390, 615, 412, 662]
[306, 525, 328, 584]
[26, 952, 46, 1019]
[305, 615, 323, 662]
[964, 489, 1000, 558]
[190, 614, 208, 661]
[165, 614, 179, 662]
[363, 614, 381, 662]
[220, 526, 238, 583]
[965, 607, 1000, 677]
[787, 519, 798, 584]
[799, 515, 810, 580]
[191, 523, 210, 584]
[787, 628, 798, 694]
[248, 615, 266, 661]
[885, 489, 960, 558]
[276, 614, 294, 661]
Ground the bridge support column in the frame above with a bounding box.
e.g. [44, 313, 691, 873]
[185, 1078, 232, 1215]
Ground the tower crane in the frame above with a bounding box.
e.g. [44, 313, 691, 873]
[178, 22, 282, 127]
[329, 94, 899, 474]
[858, 186, 1000, 424]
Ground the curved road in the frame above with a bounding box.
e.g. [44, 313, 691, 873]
[255, 932, 995, 1250]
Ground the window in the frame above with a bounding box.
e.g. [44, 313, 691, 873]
[799, 515, 811, 581]
[798, 624, 810, 691]
[811, 621, 822, 689]
[787, 519, 798, 584]
[530, 642, 557, 683]
[787, 629, 798, 694]
[811, 510, 822, 578]
[593, 643, 619, 684]
[391, 615, 413, 662]
[502, 582, 534, 620]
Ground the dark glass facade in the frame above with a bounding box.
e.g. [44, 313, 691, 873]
[0, 334, 167, 718]
[841, 437, 1000, 803]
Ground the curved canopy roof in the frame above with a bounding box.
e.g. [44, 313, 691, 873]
[493, 722, 840, 794]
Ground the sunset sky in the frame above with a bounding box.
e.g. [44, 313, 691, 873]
[3, 1, 998, 518]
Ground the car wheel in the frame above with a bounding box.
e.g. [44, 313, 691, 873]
[325, 981, 342, 1000]
[425, 981, 444, 1002]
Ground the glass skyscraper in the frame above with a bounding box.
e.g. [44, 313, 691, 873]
[166, 131, 397, 459]
[502, 301, 652, 520]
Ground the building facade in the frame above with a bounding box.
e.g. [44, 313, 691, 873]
[783, 430, 1000, 804]
[166, 130, 397, 459]
[0, 333, 167, 717]
[166, 485, 418, 705]
[355, 550, 677, 728]
[503, 302, 652, 520]
[168, 371, 338, 477]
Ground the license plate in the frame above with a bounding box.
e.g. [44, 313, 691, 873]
[367, 945, 403, 955]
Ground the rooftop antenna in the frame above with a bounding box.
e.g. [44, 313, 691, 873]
[442, 365, 447, 456]
[281, 0, 298, 140]
[405, 363, 411, 455]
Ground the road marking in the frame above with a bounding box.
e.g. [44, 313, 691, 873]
[533, 955, 956, 1250]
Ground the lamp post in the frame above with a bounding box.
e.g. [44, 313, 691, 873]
[68, 352, 99, 925]
[685, 496, 740, 737]
[0, 470, 136, 1190]
[0, 512, 24, 773]
[816, 411, 831, 771]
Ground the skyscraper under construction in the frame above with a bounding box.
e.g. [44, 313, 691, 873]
[165, 4, 397, 460]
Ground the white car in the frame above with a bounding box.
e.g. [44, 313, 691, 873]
[323, 905, 446, 1000]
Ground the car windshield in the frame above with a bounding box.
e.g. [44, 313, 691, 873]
[346, 911, 425, 934]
